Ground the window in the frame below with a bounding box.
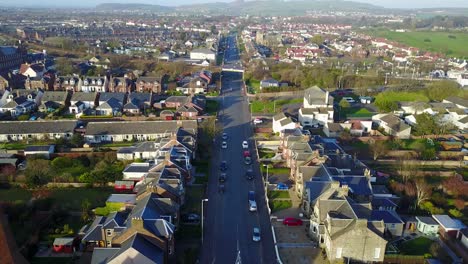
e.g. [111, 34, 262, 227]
[374, 248, 381, 259]
[336, 247, 342, 258]
[106, 230, 112, 236]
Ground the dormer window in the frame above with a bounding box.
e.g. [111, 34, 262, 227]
[84, 80, 89, 85]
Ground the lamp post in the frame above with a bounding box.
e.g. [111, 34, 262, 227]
[263, 164, 269, 190]
[201, 198, 209, 244]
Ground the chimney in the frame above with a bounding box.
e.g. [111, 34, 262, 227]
[340, 184, 349, 197]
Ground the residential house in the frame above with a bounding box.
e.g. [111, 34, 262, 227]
[96, 93, 126, 116]
[433, 214, 466, 239]
[299, 86, 334, 126]
[260, 78, 279, 89]
[123, 93, 152, 115]
[55, 76, 81, 91]
[84, 120, 197, 143]
[81, 77, 107, 92]
[111, 77, 133, 93]
[305, 181, 387, 263]
[24, 145, 55, 159]
[123, 162, 155, 182]
[416, 216, 439, 236]
[272, 112, 297, 133]
[19, 63, 45, 79]
[136, 76, 166, 93]
[177, 103, 203, 118]
[0, 45, 28, 72]
[457, 228, 468, 250]
[323, 123, 345, 137]
[69, 92, 97, 114]
[82, 212, 128, 249]
[190, 48, 216, 61]
[38, 91, 69, 112]
[372, 114, 411, 139]
[370, 210, 404, 237]
[0, 120, 76, 142]
[443, 97, 468, 109]
[163, 96, 190, 109]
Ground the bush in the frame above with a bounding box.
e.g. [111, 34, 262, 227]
[449, 209, 463, 218]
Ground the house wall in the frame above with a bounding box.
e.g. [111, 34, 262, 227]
[386, 222, 404, 237]
[417, 222, 439, 235]
[0, 132, 72, 142]
[325, 225, 386, 262]
[461, 233, 468, 249]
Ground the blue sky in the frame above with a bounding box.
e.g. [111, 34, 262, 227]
[1, 0, 468, 8]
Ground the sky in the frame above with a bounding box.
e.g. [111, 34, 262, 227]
[1, 0, 468, 8]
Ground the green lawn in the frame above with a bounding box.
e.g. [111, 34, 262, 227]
[246, 78, 260, 90]
[101, 142, 135, 147]
[399, 237, 435, 256]
[366, 30, 468, 58]
[260, 166, 290, 175]
[259, 149, 275, 159]
[269, 200, 292, 213]
[268, 190, 290, 199]
[49, 188, 114, 211]
[206, 100, 219, 115]
[341, 107, 374, 119]
[251, 98, 303, 114]
[0, 188, 33, 202]
[0, 141, 51, 150]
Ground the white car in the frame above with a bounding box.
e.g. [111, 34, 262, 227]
[253, 227, 261, 242]
[222, 141, 228, 149]
[242, 141, 249, 149]
[253, 118, 263, 124]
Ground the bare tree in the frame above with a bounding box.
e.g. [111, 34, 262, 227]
[369, 140, 388, 161]
[396, 153, 417, 182]
[414, 178, 432, 207]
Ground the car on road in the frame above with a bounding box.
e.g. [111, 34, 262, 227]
[244, 156, 252, 165]
[252, 227, 261, 242]
[222, 133, 228, 140]
[243, 150, 251, 157]
[219, 173, 226, 183]
[220, 161, 227, 171]
[182, 213, 200, 223]
[276, 183, 289, 190]
[242, 141, 249, 149]
[219, 184, 225, 193]
[245, 169, 254, 180]
[248, 191, 257, 211]
[253, 118, 263, 124]
[221, 141, 228, 149]
[283, 217, 303, 226]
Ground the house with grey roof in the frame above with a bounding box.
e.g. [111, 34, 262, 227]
[0, 120, 76, 142]
[38, 91, 69, 112]
[81, 77, 107, 92]
[84, 120, 197, 143]
[306, 181, 387, 263]
[69, 92, 98, 114]
[372, 113, 411, 139]
[272, 112, 297, 133]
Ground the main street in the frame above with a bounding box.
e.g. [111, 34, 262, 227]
[200, 35, 276, 263]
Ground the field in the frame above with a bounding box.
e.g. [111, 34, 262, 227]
[341, 107, 374, 119]
[251, 98, 302, 113]
[367, 30, 468, 58]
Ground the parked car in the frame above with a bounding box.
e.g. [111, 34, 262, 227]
[182, 213, 200, 223]
[245, 169, 254, 180]
[242, 141, 249, 149]
[219, 173, 226, 183]
[219, 184, 225, 193]
[248, 191, 257, 211]
[243, 150, 251, 157]
[222, 133, 228, 140]
[222, 141, 228, 149]
[252, 227, 261, 241]
[220, 161, 228, 171]
[277, 183, 288, 190]
[253, 118, 263, 124]
[283, 217, 303, 226]
[244, 156, 252, 165]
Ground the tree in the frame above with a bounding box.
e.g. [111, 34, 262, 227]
[51, 157, 73, 170]
[70, 134, 84, 147]
[425, 80, 460, 101]
[55, 57, 74, 75]
[369, 140, 388, 160]
[339, 129, 352, 143]
[442, 176, 468, 198]
[25, 158, 51, 187]
[311, 35, 324, 45]
[396, 153, 417, 182]
[414, 113, 439, 136]
[81, 199, 91, 223]
[414, 178, 432, 207]
[339, 99, 351, 108]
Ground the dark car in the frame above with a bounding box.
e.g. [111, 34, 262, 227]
[219, 184, 225, 193]
[245, 169, 254, 180]
[220, 161, 228, 171]
[244, 156, 252, 165]
[182, 213, 200, 223]
[219, 173, 226, 183]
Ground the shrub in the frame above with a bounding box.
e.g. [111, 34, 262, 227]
[449, 209, 463, 218]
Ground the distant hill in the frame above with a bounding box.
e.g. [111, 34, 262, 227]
[96, 0, 385, 16]
[96, 3, 175, 12]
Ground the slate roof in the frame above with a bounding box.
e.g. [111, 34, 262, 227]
[331, 176, 372, 196]
[165, 96, 190, 104]
[82, 216, 106, 241]
[85, 120, 197, 136]
[144, 219, 175, 239]
[445, 96, 468, 108]
[24, 145, 54, 152]
[371, 210, 404, 224]
[41, 91, 68, 102]
[432, 215, 466, 230]
[128, 193, 178, 221]
[0, 121, 76, 134]
[380, 114, 410, 132]
[304, 86, 333, 106]
[416, 216, 438, 225]
[99, 92, 126, 103]
[107, 194, 137, 204]
[305, 181, 332, 204]
[70, 92, 97, 102]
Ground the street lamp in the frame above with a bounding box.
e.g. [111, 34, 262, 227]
[201, 198, 209, 244]
[263, 164, 269, 189]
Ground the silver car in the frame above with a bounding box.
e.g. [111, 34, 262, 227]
[253, 227, 261, 242]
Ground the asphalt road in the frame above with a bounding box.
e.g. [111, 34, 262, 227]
[200, 35, 276, 264]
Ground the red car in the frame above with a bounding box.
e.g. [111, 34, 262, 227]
[243, 150, 251, 157]
[283, 217, 303, 226]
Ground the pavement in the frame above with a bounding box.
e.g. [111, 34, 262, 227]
[200, 34, 276, 264]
